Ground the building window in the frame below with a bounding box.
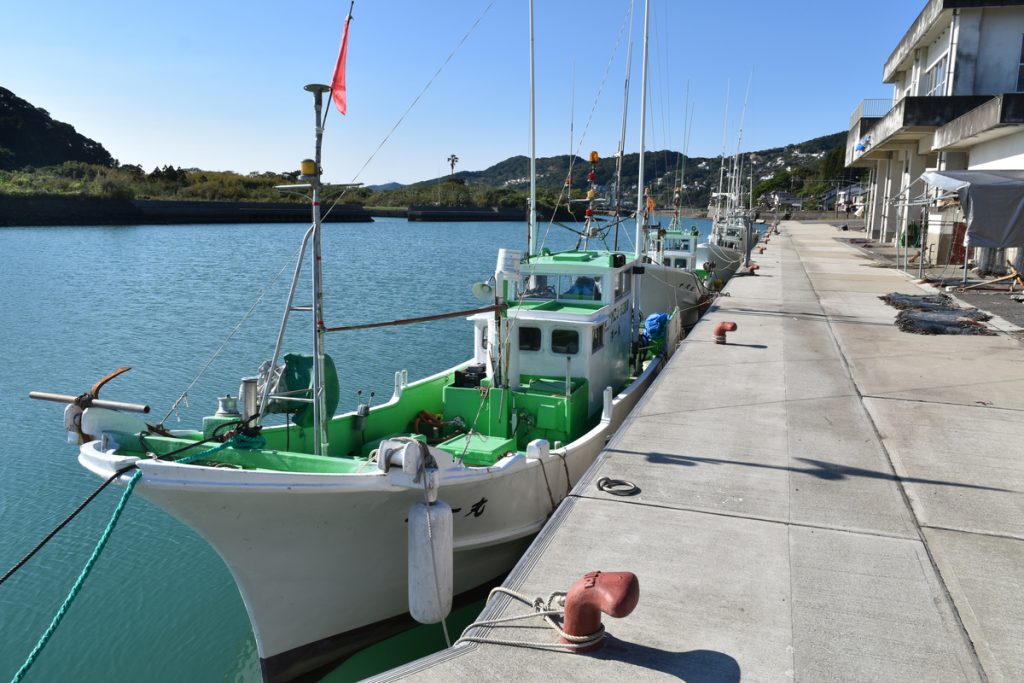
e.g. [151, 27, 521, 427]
[551, 329, 579, 355]
[592, 325, 604, 351]
[1018, 35, 1024, 92]
[519, 326, 541, 351]
[925, 54, 948, 97]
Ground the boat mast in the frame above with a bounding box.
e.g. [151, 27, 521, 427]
[715, 82, 730, 224]
[613, 0, 636, 251]
[633, 0, 650, 260]
[527, 0, 538, 257]
[306, 83, 330, 457]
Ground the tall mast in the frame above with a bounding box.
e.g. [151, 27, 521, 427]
[613, 0, 636, 250]
[527, 0, 538, 256]
[305, 83, 330, 457]
[633, 0, 650, 260]
[732, 72, 753, 213]
[715, 82, 730, 221]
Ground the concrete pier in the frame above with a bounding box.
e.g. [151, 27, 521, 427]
[374, 222, 1024, 682]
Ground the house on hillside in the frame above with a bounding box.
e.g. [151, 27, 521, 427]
[822, 184, 870, 213]
[846, 0, 1024, 269]
[765, 190, 803, 210]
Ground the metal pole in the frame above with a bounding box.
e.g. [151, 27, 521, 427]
[258, 225, 315, 421]
[306, 84, 330, 457]
[527, 0, 538, 256]
[634, 0, 650, 260]
[918, 205, 927, 280]
[613, 0, 636, 252]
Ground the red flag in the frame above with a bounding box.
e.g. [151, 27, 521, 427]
[330, 7, 353, 115]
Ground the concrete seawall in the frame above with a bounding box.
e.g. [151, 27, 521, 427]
[0, 196, 373, 226]
[371, 221, 1024, 682]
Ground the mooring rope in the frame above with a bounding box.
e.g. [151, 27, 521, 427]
[9, 433, 265, 681]
[455, 586, 605, 652]
[10, 469, 142, 683]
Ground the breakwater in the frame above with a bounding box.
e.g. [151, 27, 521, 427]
[0, 196, 372, 226]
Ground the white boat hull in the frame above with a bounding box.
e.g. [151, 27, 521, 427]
[696, 241, 745, 284]
[79, 351, 670, 681]
[639, 264, 706, 328]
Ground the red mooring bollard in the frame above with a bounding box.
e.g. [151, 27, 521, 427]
[747, 264, 760, 276]
[561, 571, 640, 652]
[757, 246, 765, 254]
[714, 321, 738, 344]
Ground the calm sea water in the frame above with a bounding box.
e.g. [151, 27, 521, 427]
[0, 216, 708, 681]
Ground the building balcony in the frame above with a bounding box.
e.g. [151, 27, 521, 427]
[846, 95, 992, 167]
[934, 93, 1024, 150]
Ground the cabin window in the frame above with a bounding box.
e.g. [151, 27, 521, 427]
[674, 258, 688, 269]
[662, 257, 671, 266]
[481, 326, 488, 349]
[551, 329, 579, 355]
[522, 275, 555, 300]
[592, 325, 604, 351]
[1018, 35, 1024, 91]
[558, 275, 602, 301]
[519, 326, 541, 351]
[614, 270, 632, 299]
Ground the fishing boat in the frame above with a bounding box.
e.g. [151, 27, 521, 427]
[30, 3, 696, 682]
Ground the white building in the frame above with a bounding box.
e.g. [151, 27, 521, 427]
[847, 0, 1024, 268]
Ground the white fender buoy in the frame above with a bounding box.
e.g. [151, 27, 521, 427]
[408, 500, 453, 624]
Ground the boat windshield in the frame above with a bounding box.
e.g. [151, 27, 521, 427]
[522, 274, 603, 302]
[664, 237, 691, 252]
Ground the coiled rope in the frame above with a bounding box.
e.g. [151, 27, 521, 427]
[9, 433, 265, 682]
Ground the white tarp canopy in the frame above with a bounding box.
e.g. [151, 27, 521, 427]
[920, 169, 1024, 249]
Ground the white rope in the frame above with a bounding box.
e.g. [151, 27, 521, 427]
[455, 586, 605, 651]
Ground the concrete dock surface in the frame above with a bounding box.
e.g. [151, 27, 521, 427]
[376, 222, 1024, 682]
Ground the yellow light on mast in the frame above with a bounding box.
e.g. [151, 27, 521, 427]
[589, 151, 600, 164]
[300, 159, 317, 176]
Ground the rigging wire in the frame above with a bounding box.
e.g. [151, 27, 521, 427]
[347, 0, 497, 186]
[317, 0, 499, 223]
[539, 0, 633, 252]
[160, 240, 306, 425]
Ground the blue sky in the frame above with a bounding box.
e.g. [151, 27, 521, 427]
[1, 1, 923, 185]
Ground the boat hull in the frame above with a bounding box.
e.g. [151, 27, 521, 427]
[639, 265, 705, 328]
[696, 242, 744, 285]
[79, 351, 670, 682]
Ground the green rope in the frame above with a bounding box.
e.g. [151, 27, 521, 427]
[11, 432, 266, 681]
[175, 432, 266, 464]
[11, 469, 142, 683]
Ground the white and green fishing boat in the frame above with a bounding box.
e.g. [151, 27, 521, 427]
[31, 4, 698, 682]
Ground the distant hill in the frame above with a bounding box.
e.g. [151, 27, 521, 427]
[403, 131, 849, 209]
[0, 86, 852, 211]
[0, 87, 114, 170]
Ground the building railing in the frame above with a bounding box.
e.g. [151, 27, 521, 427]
[849, 98, 894, 129]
